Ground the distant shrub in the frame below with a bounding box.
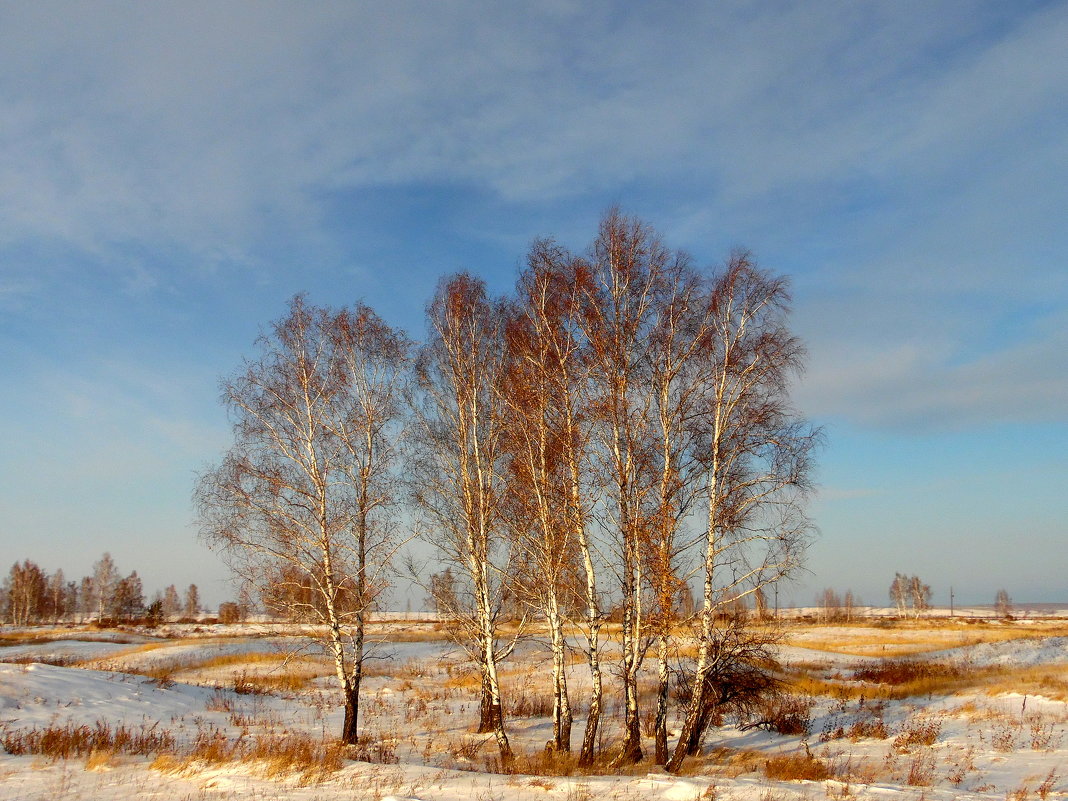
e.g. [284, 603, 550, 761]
[854, 660, 945, 684]
[218, 603, 244, 624]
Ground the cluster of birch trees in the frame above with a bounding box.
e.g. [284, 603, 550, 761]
[196, 210, 818, 772]
[889, 572, 932, 618]
[2, 552, 201, 625]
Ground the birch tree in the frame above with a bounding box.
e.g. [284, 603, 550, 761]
[409, 273, 516, 763]
[666, 257, 818, 773]
[580, 209, 686, 764]
[162, 585, 181, 620]
[500, 241, 605, 756]
[196, 294, 409, 745]
[92, 553, 118, 621]
[5, 560, 46, 625]
[995, 588, 1013, 619]
[642, 260, 713, 763]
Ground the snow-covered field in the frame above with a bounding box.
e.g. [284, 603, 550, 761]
[2, 620, 1066, 801]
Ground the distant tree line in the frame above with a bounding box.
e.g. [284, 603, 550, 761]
[815, 587, 860, 622]
[2, 552, 210, 625]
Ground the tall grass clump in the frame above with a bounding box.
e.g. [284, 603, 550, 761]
[0, 721, 176, 760]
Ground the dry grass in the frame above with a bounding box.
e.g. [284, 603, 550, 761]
[79, 643, 330, 695]
[785, 621, 1068, 658]
[151, 729, 347, 784]
[508, 688, 555, 718]
[785, 660, 1068, 701]
[981, 666, 1068, 701]
[892, 716, 943, 752]
[372, 626, 455, 643]
[230, 668, 311, 694]
[0, 627, 146, 646]
[84, 747, 119, 771]
[72, 640, 170, 668]
[442, 666, 483, 691]
[763, 752, 833, 782]
[0, 721, 176, 760]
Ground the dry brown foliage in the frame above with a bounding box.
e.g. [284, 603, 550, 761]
[763, 752, 832, 781]
[0, 721, 176, 760]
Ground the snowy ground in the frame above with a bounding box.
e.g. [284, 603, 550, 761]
[1, 620, 1066, 800]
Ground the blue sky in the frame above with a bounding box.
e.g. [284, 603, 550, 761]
[1, 1, 1065, 608]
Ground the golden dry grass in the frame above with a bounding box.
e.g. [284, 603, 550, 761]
[72, 640, 170, 667]
[0, 721, 177, 759]
[84, 747, 119, 771]
[784, 660, 1068, 701]
[0, 627, 122, 645]
[72, 639, 332, 695]
[150, 731, 346, 785]
[785, 621, 1068, 658]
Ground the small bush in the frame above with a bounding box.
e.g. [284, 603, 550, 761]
[905, 750, 936, 786]
[1038, 768, 1058, 800]
[218, 602, 245, 624]
[509, 690, 554, 718]
[764, 752, 832, 782]
[893, 717, 942, 752]
[847, 716, 889, 740]
[991, 720, 1019, 752]
[755, 694, 812, 735]
[1027, 714, 1059, 750]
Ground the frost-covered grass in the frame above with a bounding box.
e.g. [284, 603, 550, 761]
[1, 618, 1067, 800]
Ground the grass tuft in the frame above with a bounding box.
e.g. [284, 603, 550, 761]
[763, 752, 832, 782]
[0, 721, 176, 760]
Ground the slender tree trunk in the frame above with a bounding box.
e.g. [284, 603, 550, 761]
[569, 430, 603, 767]
[478, 670, 496, 733]
[547, 597, 572, 751]
[341, 678, 361, 744]
[617, 530, 644, 764]
[654, 632, 670, 764]
[482, 631, 511, 761]
[666, 644, 710, 770]
[579, 625, 603, 766]
[666, 498, 719, 772]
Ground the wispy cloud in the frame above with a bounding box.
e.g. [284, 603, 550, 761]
[0, 1, 1065, 439]
[3, 3, 1064, 268]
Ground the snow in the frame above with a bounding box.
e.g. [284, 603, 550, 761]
[0, 639, 147, 665]
[1, 622, 1067, 800]
[938, 636, 1068, 668]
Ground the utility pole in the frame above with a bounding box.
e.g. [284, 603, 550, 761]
[950, 586, 954, 618]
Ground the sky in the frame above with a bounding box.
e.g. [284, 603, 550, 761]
[1, 1, 1065, 609]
